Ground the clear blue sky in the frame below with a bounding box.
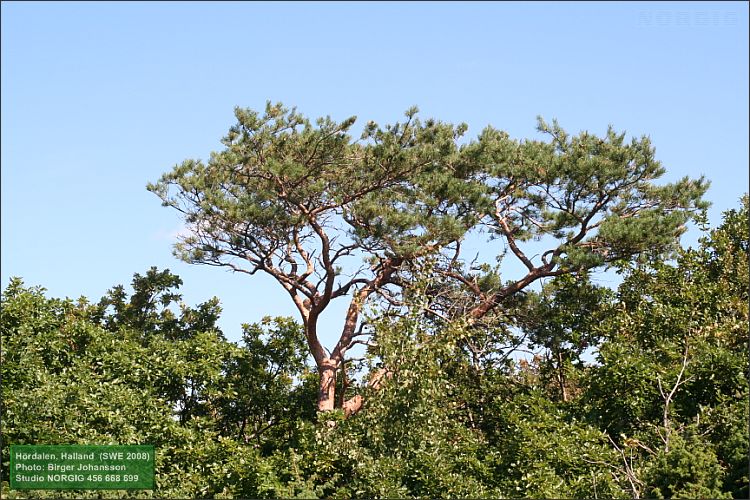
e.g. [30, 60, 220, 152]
[2, 1, 748, 346]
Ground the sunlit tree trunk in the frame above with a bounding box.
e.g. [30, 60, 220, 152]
[317, 359, 337, 412]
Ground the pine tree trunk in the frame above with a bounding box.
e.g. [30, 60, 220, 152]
[317, 360, 337, 412]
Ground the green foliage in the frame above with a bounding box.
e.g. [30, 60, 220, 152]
[0, 272, 314, 499]
[480, 392, 624, 498]
[578, 196, 749, 497]
[521, 274, 613, 401]
[643, 429, 730, 499]
[147, 102, 475, 267]
[701, 400, 750, 498]
[459, 116, 709, 270]
[149, 104, 710, 309]
[0, 278, 218, 497]
[295, 307, 499, 498]
[214, 317, 313, 452]
[96, 266, 222, 341]
[2, 145, 745, 499]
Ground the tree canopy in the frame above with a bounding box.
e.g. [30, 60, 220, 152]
[148, 103, 709, 413]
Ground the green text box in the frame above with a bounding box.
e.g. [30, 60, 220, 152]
[10, 445, 154, 490]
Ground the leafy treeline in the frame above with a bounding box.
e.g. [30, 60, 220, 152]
[1, 198, 747, 498]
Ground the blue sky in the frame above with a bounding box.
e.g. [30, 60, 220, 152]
[2, 1, 748, 346]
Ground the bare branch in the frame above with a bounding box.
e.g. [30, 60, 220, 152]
[659, 343, 691, 452]
[606, 433, 644, 498]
